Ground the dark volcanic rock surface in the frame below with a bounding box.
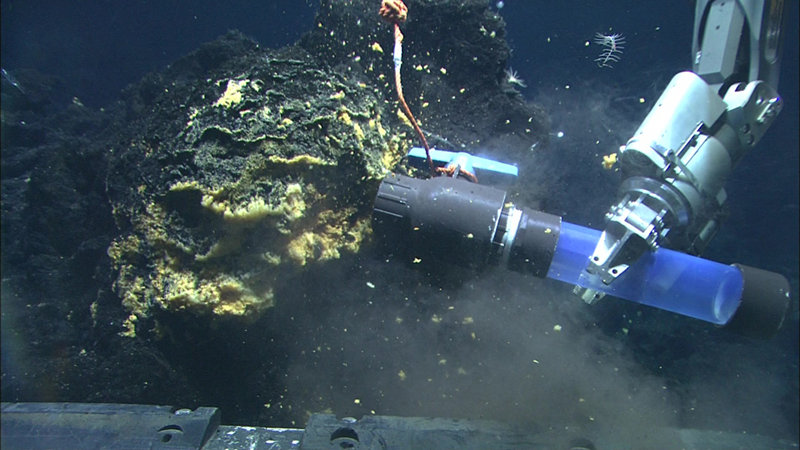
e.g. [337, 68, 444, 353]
[2, 0, 548, 425]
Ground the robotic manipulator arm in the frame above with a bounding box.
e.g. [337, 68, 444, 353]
[372, 0, 790, 339]
[580, 0, 788, 332]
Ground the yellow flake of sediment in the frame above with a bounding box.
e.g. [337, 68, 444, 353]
[337, 109, 366, 145]
[160, 268, 199, 306]
[368, 115, 387, 138]
[285, 207, 368, 266]
[353, 122, 365, 142]
[216, 183, 306, 224]
[396, 108, 413, 128]
[107, 235, 142, 265]
[268, 154, 331, 167]
[137, 202, 188, 252]
[262, 252, 281, 265]
[371, 42, 384, 53]
[169, 180, 202, 191]
[119, 314, 138, 338]
[257, 106, 271, 121]
[287, 231, 339, 266]
[341, 215, 371, 253]
[195, 233, 245, 262]
[213, 79, 248, 108]
[114, 265, 148, 316]
[281, 183, 306, 221]
[337, 109, 352, 125]
[380, 135, 405, 170]
[211, 277, 268, 316]
[602, 153, 618, 169]
[222, 197, 275, 223]
[201, 194, 227, 214]
[156, 267, 273, 316]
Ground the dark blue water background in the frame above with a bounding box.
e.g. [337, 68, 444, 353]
[2, 0, 797, 440]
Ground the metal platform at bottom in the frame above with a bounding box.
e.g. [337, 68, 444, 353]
[2, 402, 796, 449]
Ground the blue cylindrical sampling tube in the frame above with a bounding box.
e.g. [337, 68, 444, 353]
[546, 221, 744, 324]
